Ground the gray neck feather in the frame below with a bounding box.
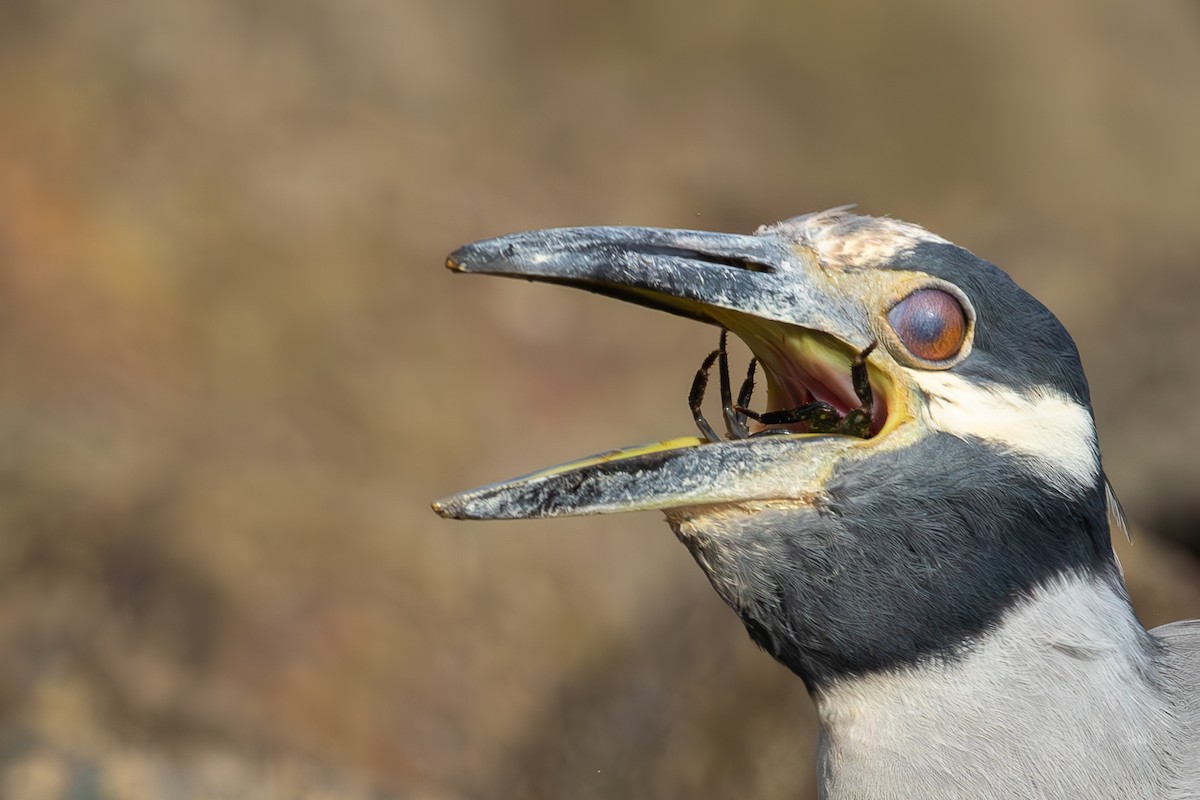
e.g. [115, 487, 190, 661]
[813, 573, 1188, 800]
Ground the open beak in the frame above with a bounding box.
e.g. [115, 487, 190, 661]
[432, 225, 914, 520]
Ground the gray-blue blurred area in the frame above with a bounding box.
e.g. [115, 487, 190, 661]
[1, 0, 1199, 797]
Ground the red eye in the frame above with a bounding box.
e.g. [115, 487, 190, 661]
[887, 288, 968, 362]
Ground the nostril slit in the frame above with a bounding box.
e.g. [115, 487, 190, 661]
[627, 244, 775, 273]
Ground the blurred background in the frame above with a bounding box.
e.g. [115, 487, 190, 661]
[1, 0, 1199, 797]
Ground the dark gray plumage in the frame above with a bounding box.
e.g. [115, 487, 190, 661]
[435, 210, 1200, 799]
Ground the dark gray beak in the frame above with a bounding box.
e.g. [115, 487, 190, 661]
[432, 225, 889, 520]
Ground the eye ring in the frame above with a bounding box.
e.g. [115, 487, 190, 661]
[886, 287, 970, 365]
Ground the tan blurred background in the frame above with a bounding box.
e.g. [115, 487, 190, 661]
[2, 0, 1200, 797]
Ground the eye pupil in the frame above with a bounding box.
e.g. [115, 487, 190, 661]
[887, 288, 967, 362]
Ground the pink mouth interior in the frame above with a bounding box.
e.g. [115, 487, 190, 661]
[753, 343, 887, 437]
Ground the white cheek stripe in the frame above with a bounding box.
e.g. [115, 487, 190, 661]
[911, 371, 1099, 493]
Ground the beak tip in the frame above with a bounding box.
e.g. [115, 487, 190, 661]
[447, 237, 519, 274]
[433, 493, 487, 519]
